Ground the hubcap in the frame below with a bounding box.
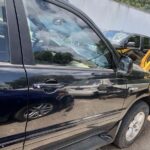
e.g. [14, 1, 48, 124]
[24, 103, 53, 119]
[126, 112, 145, 142]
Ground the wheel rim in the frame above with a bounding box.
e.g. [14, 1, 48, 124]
[24, 103, 53, 119]
[126, 112, 145, 142]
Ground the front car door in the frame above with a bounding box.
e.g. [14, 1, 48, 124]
[15, 0, 127, 149]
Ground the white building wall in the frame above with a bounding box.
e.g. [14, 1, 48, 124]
[69, 0, 150, 36]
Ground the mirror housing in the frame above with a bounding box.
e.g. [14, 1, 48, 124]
[117, 56, 133, 76]
[127, 41, 136, 48]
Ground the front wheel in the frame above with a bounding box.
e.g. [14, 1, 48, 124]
[15, 103, 54, 121]
[114, 101, 149, 148]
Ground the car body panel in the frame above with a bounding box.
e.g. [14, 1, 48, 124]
[23, 65, 126, 149]
[0, 1, 149, 150]
[0, 0, 28, 148]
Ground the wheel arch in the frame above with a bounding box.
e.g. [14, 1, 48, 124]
[120, 95, 150, 120]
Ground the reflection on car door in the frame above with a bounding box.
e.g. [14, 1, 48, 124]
[0, 64, 28, 149]
[15, 0, 128, 149]
[0, 0, 28, 149]
[24, 67, 127, 149]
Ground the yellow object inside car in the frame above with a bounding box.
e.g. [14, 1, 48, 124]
[117, 48, 130, 54]
[117, 48, 150, 71]
[140, 50, 150, 71]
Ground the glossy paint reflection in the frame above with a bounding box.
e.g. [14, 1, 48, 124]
[24, 66, 126, 148]
[0, 64, 28, 148]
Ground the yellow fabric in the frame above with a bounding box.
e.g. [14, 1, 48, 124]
[140, 50, 150, 71]
[117, 48, 130, 54]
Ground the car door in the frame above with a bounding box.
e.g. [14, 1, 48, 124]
[0, 0, 28, 150]
[15, 0, 127, 149]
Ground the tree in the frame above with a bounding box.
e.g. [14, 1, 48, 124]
[114, 0, 150, 12]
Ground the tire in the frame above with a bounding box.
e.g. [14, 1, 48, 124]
[114, 101, 149, 148]
[14, 103, 54, 121]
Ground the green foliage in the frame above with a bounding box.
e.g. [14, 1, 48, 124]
[34, 51, 73, 64]
[53, 52, 73, 64]
[34, 51, 53, 63]
[114, 0, 150, 11]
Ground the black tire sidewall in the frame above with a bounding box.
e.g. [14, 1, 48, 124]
[114, 101, 149, 148]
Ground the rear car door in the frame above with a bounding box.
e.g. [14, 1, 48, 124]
[0, 0, 28, 149]
[15, 0, 127, 149]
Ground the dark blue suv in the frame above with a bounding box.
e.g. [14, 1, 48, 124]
[0, 0, 149, 150]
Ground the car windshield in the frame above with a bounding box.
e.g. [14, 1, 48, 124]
[103, 31, 129, 44]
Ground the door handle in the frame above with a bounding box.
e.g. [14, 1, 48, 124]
[33, 78, 59, 89]
[45, 78, 58, 84]
[33, 83, 65, 94]
[33, 83, 63, 89]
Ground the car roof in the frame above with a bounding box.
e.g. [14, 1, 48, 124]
[105, 30, 150, 38]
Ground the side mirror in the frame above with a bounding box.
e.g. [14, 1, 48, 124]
[127, 41, 136, 48]
[117, 56, 133, 76]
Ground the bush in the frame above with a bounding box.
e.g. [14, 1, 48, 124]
[34, 51, 53, 63]
[114, 0, 150, 11]
[53, 52, 73, 64]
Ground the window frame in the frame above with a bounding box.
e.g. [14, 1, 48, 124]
[143, 36, 150, 51]
[0, 0, 23, 64]
[127, 35, 141, 49]
[14, 0, 119, 70]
